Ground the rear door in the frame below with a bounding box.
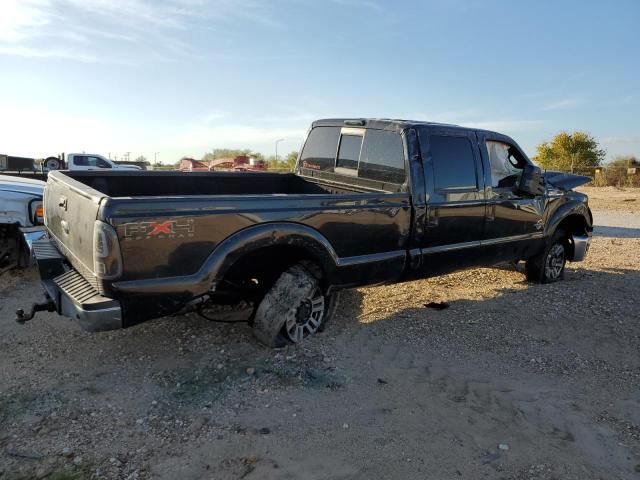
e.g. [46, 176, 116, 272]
[417, 126, 487, 274]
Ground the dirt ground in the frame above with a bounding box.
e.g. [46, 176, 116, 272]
[1, 189, 639, 480]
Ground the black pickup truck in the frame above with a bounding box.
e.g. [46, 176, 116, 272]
[25, 119, 592, 347]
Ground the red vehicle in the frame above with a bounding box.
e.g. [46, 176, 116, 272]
[232, 155, 267, 171]
[179, 155, 268, 172]
[178, 158, 211, 172]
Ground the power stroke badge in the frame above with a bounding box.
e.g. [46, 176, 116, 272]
[121, 219, 195, 241]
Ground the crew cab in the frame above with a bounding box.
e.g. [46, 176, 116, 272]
[24, 119, 592, 346]
[63, 153, 143, 171]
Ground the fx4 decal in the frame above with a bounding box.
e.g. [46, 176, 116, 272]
[121, 219, 195, 241]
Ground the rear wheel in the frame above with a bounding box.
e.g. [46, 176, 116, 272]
[43, 157, 62, 170]
[252, 262, 338, 348]
[525, 229, 568, 283]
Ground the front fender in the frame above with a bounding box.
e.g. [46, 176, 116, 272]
[544, 200, 592, 238]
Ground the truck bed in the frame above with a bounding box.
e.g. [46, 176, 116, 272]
[44, 170, 411, 291]
[67, 170, 358, 196]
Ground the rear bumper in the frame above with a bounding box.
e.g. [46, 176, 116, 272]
[32, 239, 122, 332]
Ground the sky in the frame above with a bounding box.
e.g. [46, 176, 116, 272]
[0, 0, 638, 164]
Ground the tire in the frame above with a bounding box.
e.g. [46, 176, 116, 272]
[252, 262, 338, 348]
[43, 157, 61, 170]
[525, 229, 568, 283]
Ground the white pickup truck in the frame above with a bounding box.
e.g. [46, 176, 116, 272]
[0, 175, 46, 272]
[0, 154, 141, 272]
[49, 153, 143, 171]
[1, 153, 143, 175]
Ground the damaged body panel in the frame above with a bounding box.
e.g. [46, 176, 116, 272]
[25, 119, 592, 345]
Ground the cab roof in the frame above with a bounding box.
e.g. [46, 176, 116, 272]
[311, 118, 498, 136]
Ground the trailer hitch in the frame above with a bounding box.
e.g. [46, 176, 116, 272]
[16, 297, 56, 324]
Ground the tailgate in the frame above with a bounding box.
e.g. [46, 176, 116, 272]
[44, 171, 104, 278]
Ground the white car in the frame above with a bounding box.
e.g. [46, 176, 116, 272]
[0, 175, 46, 271]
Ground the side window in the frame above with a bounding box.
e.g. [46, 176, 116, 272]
[359, 130, 405, 184]
[93, 157, 112, 168]
[74, 155, 88, 166]
[335, 134, 362, 175]
[299, 127, 340, 171]
[486, 141, 524, 188]
[429, 135, 478, 190]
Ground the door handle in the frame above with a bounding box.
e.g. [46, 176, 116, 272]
[487, 203, 496, 221]
[426, 206, 439, 226]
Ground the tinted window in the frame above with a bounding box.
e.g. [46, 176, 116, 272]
[359, 130, 405, 183]
[300, 127, 340, 171]
[74, 155, 88, 166]
[336, 134, 362, 171]
[429, 135, 477, 190]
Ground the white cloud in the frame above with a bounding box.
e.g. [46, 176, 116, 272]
[201, 110, 226, 124]
[542, 97, 585, 111]
[329, 0, 384, 13]
[0, 44, 97, 62]
[169, 123, 306, 156]
[0, 0, 282, 63]
[0, 0, 52, 43]
[408, 110, 544, 133]
[0, 105, 122, 156]
[461, 119, 544, 132]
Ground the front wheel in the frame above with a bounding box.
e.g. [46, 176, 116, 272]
[252, 262, 338, 348]
[525, 229, 568, 283]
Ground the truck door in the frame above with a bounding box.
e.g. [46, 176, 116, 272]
[69, 155, 113, 170]
[417, 126, 487, 275]
[477, 132, 545, 260]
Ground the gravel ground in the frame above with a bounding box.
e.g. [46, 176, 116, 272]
[1, 189, 639, 480]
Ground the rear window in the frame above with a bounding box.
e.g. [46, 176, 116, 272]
[429, 135, 478, 190]
[300, 127, 340, 171]
[300, 126, 406, 185]
[336, 134, 362, 173]
[359, 129, 405, 183]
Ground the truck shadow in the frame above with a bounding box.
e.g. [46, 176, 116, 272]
[330, 266, 640, 379]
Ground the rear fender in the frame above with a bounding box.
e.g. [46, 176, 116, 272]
[112, 222, 339, 296]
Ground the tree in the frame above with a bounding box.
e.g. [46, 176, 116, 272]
[264, 151, 298, 171]
[283, 151, 298, 170]
[533, 132, 605, 172]
[608, 155, 639, 167]
[135, 155, 147, 163]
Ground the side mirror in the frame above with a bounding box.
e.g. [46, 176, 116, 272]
[517, 164, 543, 196]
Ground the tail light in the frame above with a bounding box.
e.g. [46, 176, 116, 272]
[29, 200, 44, 225]
[93, 220, 123, 279]
[35, 205, 44, 222]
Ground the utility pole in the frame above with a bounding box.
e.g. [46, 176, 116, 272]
[154, 152, 159, 164]
[125, 152, 130, 162]
[275, 138, 285, 163]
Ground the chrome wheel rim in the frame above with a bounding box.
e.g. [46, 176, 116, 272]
[545, 243, 565, 280]
[285, 288, 325, 343]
